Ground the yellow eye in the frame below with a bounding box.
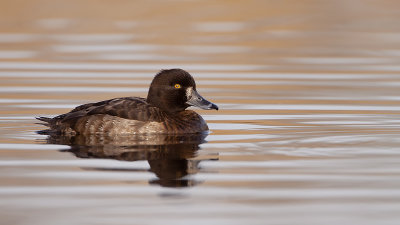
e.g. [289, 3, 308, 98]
[174, 84, 181, 89]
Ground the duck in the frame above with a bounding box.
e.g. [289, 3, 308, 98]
[37, 69, 218, 135]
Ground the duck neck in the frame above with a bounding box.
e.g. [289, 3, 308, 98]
[147, 91, 185, 114]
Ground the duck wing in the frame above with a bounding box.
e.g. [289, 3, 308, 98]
[38, 97, 163, 127]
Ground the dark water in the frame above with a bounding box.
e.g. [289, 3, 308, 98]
[1, 0, 400, 224]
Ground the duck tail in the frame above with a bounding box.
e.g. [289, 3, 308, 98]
[36, 116, 53, 126]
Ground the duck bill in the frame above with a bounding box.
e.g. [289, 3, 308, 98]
[186, 88, 218, 110]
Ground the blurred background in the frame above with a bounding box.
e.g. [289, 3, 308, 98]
[1, 1, 400, 225]
[2, 0, 400, 70]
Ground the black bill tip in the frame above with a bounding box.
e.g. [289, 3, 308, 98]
[210, 103, 218, 110]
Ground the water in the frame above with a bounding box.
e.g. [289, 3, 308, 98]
[1, 0, 400, 224]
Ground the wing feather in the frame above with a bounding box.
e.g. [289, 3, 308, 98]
[42, 97, 164, 129]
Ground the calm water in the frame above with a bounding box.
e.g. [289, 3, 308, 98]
[1, 0, 400, 224]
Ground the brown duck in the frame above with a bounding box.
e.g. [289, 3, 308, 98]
[37, 69, 218, 135]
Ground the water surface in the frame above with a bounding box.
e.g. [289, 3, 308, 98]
[1, 1, 400, 225]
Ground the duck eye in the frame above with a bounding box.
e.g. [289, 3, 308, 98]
[174, 84, 181, 89]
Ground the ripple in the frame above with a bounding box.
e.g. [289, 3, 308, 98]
[222, 104, 400, 111]
[51, 34, 136, 42]
[0, 33, 39, 43]
[0, 186, 399, 200]
[35, 18, 74, 29]
[0, 62, 266, 71]
[0, 71, 144, 78]
[0, 87, 145, 93]
[194, 22, 246, 32]
[0, 99, 53, 103]
[27, 171, 153, 180]
[53, 44, 159, 52]
[0, 143, 70, 150]
[15, 104, 84, 109]
[286, 57, 397, 64]
[180, 45, 250, 54]
[1, 71, 398, 79]
[204, 114, 374, 120]
[0, 50, 37, 59]
[206, 134, 275, 141]
[209, 123, 282, 130]
[0, 159, 148, 168]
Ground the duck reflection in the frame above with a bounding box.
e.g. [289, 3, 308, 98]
[42, 132, 218, 188]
